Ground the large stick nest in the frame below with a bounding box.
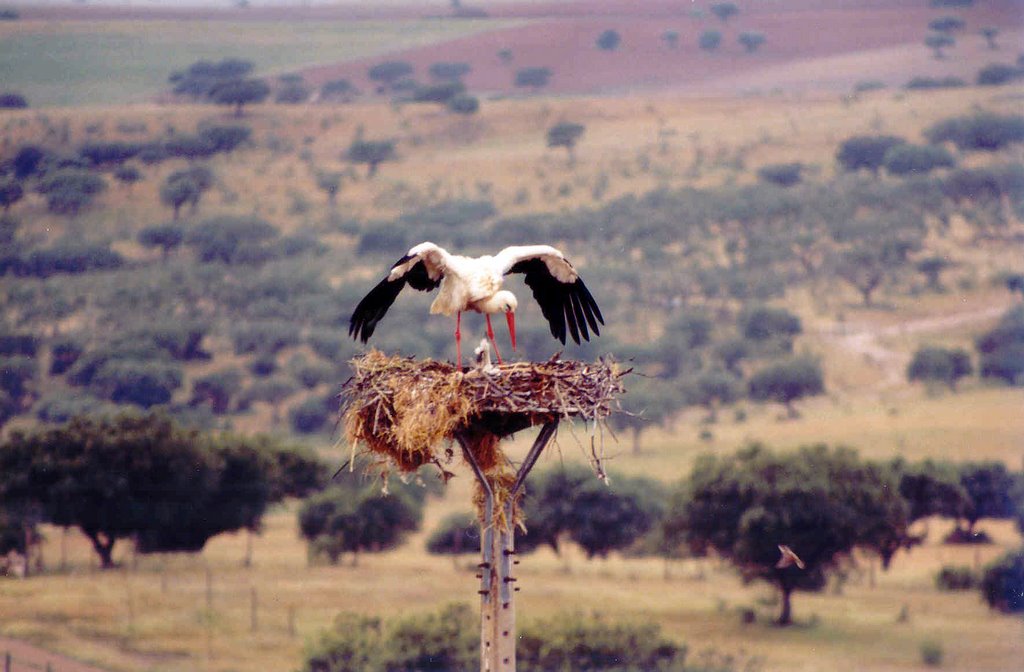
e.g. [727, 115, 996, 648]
[340, 351, 625, 525]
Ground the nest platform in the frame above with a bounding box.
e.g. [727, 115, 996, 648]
[341, 350, 625, 520]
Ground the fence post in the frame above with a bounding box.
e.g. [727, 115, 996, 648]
[5, 651, 12, 672]
[250, 586, 258, 632]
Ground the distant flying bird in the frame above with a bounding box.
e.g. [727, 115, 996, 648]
[349, 242, 604, 365]
[776, 545, 805, 570]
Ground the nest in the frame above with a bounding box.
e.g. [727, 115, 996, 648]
[340, 350, 626, 524]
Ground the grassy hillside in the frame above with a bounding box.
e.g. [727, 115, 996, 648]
[0, 18, 517, 107]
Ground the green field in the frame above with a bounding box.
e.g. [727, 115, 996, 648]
[0, 18, 515, 107]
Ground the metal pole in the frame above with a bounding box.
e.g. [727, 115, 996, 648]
[457, 420, 559, 672]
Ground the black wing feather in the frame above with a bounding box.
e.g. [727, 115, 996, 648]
[508, 258, 604, 345]
[349, 257, 440, 343]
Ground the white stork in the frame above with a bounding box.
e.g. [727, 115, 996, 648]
[349, 242, 604, 366]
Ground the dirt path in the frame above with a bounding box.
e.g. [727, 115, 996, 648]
[821, 305, 1010, 389]
[0, 637, 110, 672]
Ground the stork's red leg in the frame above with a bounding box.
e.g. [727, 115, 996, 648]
[485, 314, 503, 364]
[455, 311, 462, 368]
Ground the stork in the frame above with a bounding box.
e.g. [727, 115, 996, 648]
[349, 242, 604, 366]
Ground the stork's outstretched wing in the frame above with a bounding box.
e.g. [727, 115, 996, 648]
[348, 243, 446, 343]
[498, 245, 604, 345]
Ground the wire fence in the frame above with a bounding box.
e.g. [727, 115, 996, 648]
[3, 652, 53, 672]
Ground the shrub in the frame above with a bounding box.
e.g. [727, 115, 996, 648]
[426, 512, 480, 555]
[231, 321, 300, 355]
[883, 144, 956, 176]
[699, 30, 722, 51]
[78, 141, 141, 166]
[89, 360, 183, 408]
[49, 337, 84, 375]
[367, 61, 414, 89]
[320, 79, 359, 101]
[185, 215, 279, 264]
[514, 67, 552, 89]
[0, 92, 27, 108]
[0, 356, 36, 399]
[0, 332, 39, 358]
[34, 392, 119, 424]
[905, 76, 966, 90]
[428, 61, 471, 82]
[935, 564, 979, 590]
[757, 162, 802, 187]
[35, 169, 107, 215]
[738, 31, 765, 54]
[925, 112, 1024, 152]
[907, 346, 972, 389]
[976, 305, 1024, 385]
[190, 368, 244, 414]
[410, 81, 464, 104]
[14, 242, 123, 278]
[447, 94, 480, 115]
[739, 305, 801, 343]
[303, 605, 689, 672]
[977, 63, 1021, 86]
[920, 640, 944, 667]
[519, 612, 686, 671]
[289, 395, 332, 434]
[980, 547, 1024, 613]
[198, 124, 251, 153]
[596, 29, 621, 51]
[836, 135, 906, 174]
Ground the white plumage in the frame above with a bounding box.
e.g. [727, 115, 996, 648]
[350, 242, 603, 365]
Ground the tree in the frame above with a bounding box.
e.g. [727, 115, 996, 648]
[546, 121, 585, 167]
[891, 458, 969, 523]
[738, 305, 802, 348]
[748, 356, 824, 418]
[239, 376, 299, 425]
[907, 346, 972, 390]
[113, 164, 143, 190]
[367, 61, 414, 91]
[198, 124, 252, 153]
[981, 548, 1024, 613]
[346, 139, 396, 178]
[89, 360, 183, 408]
[315, 171, 342, 205]
[608, 377, 678, 454]
[925, 32, 955, 59]
[410, 81, 465, 105]
[275, 75, 311, 104]
[519, 465, 664, 559]
[980, 26, 999, 50]
[12, 145, 46, 180]
[35, 169, 107, 215]
[426, 512, 479, 555]
[958, 462, 1018, 537]
[138, 222, 186, 261]
[926, 112, 1024, 152]
[975, 305, 1024, 385]
[0, 92, 28, 109]
[186, 215, 279, 265]
[738, 31, 766, 54]
[837, 245, 887, 306]
[447, 94, 479, 115]
[836, 135, 906, 175]
[428, 61, 471, 82]
[169, 58, 254, 99]
[189, 368, 244, 414]
[699, 30, 722, 52]
[320, 79, 358, 103]
[298, 484, 421, 565]
[883, 143, 955, 176]
[596, 29, 621, 52]
[977, 63, 1020, 86]
[160, 173, 199, 220]
[929, 16, 966, 33]
[210, 78, 270, 117]
[289, 395, 332, 434]
[758, 162, 802, 187]
[0, 178, 23, 212]
[0, 414, 282, 568]
[915, 255, 952, 291]
[679, 444, 908, 625]
[710, 1, 739, 22]
[688, 369, 741, 423]
[662, 30, 679, 49]
[514, 66, 552, 91]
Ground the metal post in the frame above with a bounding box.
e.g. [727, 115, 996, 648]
[457, 420, 559, 672]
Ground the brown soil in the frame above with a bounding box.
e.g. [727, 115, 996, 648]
[20, 1, 1024, 97]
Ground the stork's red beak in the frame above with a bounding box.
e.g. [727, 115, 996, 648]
[506, 312, 516, 351]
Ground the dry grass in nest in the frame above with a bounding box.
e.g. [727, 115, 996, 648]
[340, 350, 626, 523]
